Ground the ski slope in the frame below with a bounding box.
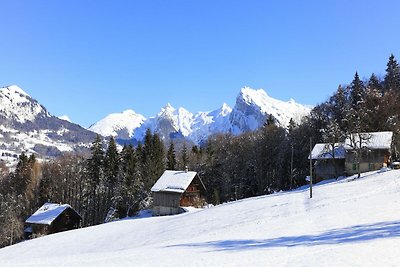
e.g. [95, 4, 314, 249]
[1, 170, 399, 266]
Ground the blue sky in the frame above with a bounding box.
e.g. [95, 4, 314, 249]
[1, 1, 400, 127]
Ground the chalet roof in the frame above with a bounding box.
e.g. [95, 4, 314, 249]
[309, 143, 346, 160]
[26, 203, 79, 225]
[151, 170, 202, 194]
[344, 131, 393, 150]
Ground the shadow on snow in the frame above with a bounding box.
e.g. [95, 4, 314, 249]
[167, 220, 400, 251]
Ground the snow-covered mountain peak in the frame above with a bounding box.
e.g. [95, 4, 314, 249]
[1, 85, 31, 98]
[240, 86, 269, 104]
[88, 109, 145, 139]
[219, 103, 232, 116]
[230, 86, 311, 133]
[159, 103, 176, 114]
[0, 85, 32, 103]
[0, 85, 50, 123]
[121, 109, 140, 116]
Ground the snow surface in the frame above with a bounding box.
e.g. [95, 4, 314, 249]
[310, 143, 346, 160]
[1, 170, 400, 266]
[151, 170, 198, 193]
[26, 203, 72, 225]
[344, 131, 393, 150]
[58, 115, 72, 123]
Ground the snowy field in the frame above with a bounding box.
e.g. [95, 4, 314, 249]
[1, 170, 399, 267]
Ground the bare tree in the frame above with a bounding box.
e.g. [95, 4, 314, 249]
[345, 132, 372, 178]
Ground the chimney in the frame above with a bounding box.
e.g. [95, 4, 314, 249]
[185, 166, 188, 173]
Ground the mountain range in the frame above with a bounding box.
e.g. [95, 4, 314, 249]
[88, 86, 311, 144]
[0, 85, 311, 165]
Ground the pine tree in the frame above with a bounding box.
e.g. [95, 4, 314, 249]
[12, 153, 31, 196]
[288, 118, 296, 134]
[350, 72, 365, 110]
[118, 145, 143, 217]
[87, 135, 105, 225]
[265, 114, 276, 126]
[329, 85, 349, 132]
[369, 73, 383, 94]
[104, 137, 120, 214]
[142, 129, 165, 191]
[384, 54, 400, 92]
[166, 142, 177, 170]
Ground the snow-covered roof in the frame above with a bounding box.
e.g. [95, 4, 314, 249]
[345, 131, 393, 150]
[151, 170, 200, 193]
[309, 143, 345, 160]
[25, 203, 78, 225]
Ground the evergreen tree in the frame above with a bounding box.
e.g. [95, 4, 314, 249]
[265, 114, 276, 126]
[142, 129, 165, 191]
[118, 145, 143, 217]
[348, 72, 368, 133]
[11, 153, 31, 196]
[87, 135, 105, 225]
[369, 73, 383, 94]
[104, 137, 120, 213]
[350, 72, 365, 110]
[166, 142, 177, 170]
[288, 118, 296, 134]
[329, 85, 350, 131]
[384, 54, 400, 92]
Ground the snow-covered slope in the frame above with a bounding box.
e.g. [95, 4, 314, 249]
[90, 87, 310, 144]
[1, 170, 399, 267]
[189, 103, 232, 144]
[0, 85, 97, 165]
[88, 110, 145, 139]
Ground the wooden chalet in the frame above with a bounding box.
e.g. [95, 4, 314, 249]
[25, 203, 82, 239]
[344, 131, 393, 175]
[310, 143, 346, 181]
[151, 170, 207, 216]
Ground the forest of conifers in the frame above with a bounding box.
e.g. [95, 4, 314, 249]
[1, 54, 400, 247]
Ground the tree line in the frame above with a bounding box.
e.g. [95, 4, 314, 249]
[0, 54, 399, 248]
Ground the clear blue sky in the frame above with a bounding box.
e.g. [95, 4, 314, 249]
[1, 1, 400, 127]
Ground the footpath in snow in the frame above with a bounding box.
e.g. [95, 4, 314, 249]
[0, 169, 399, 267]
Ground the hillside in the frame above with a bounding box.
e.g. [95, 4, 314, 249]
[1, 170, 399, 266]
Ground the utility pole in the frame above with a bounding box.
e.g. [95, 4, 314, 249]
[10, 219, 14, 246]
[290, 144, 294, 190]
[310, 137, 313, 198]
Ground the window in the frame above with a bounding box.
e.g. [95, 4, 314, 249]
[353, 163, 357, 171]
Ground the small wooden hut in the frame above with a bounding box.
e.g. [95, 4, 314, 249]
[151, 170, 207, 216]
[25, 203, 82, 239]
